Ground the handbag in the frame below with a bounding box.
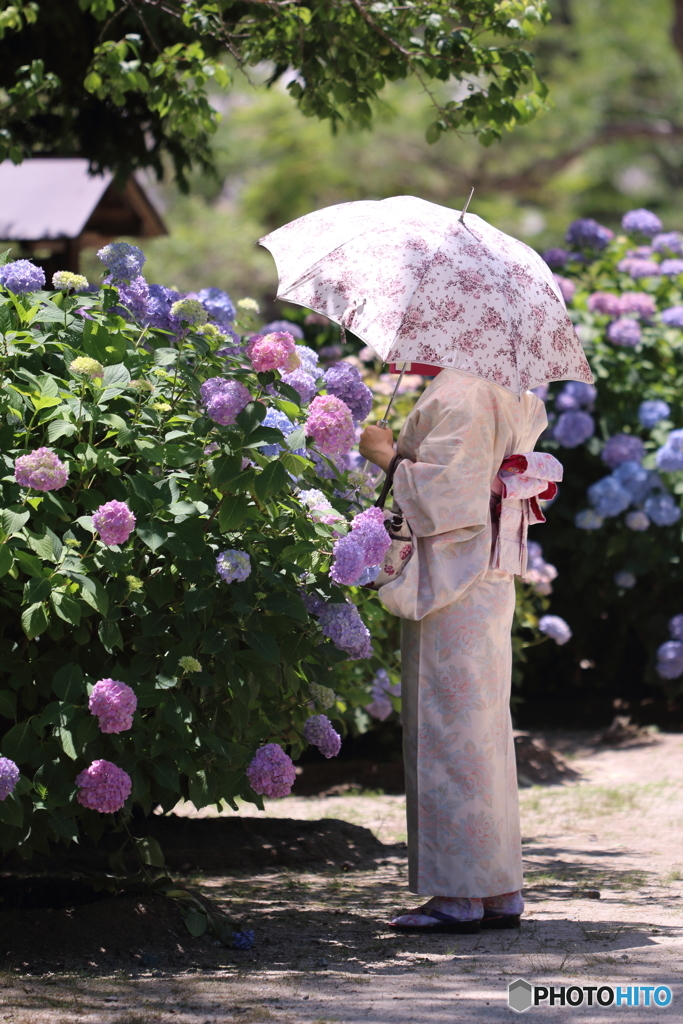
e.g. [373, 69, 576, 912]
[364, 453, 414, 590]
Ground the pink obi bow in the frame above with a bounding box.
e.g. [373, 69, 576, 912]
[491, 451, 563, 576]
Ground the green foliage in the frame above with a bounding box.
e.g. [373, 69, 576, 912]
[0, 0, 551, 185]
[0, 272, 379, 859]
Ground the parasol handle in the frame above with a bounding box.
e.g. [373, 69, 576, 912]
[459, 187, 475, 223]
[359, 363, 407, 472]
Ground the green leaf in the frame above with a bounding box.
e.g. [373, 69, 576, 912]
[0, 793, 23, 828]
[244, 630, 280, 664]
[82, 322, 127, 365]
[48, 419, 78, 443]
[134, 836, 166, 868]
[1, 508, 30, 536]
[75, 575, 110, 616]
[184, 907, 208, 937]
[15, 549, 45, 578]
[285, 425, 307, 451]
[52, 663, 85, 701]
[0, 689, 17, 719]
[99, 619, 123, 652]
[254, 459, 289, 501]
[218, 495, 248, 532]
[2, 720, 38, 762]
[262, 592, 308, 620]
[154, 347, 178, 366]
[137, 524, 169, 551]
[153, 759, 180, 792]
[0, 544, 13, 578]
[55, 725, 77, 760]
[211, 454, 242, 491]
[28, 526, 63, 562]
[21, 601, 48, 638]
[236, 401, 266, 433]
[51, 591, 82, 626]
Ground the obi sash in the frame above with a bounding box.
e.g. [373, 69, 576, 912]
[490, 452, 563, 576]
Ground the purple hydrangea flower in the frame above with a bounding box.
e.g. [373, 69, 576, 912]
[669, 614, 683, 640]
[75, 760, 132, 813]
[144, 284, 182, 333]
[602, 434, 646, 468]
[260, 407, 305, 457]
[0, 259, 46, 294]
[555, 381, 597, 411]
[588, 292, 622, 316]
[587, 476, 631, 517]
[553, 411, 595, 448]
[614, 571, 636, 589]
[116, 275, 149, 321]
[644, 492, 681, 526]
[617, 258, 661, 278]
[92, 500, 136, 546]
[653, 232, 683, 256]
[566, 219, 613, 250]
[575, 509, 604, 530]
[302, 714, 342, 758]
[198, 287, 235, 324]
[98, 242, 146, 283]
[621, 209, 662, 237]
[279, 367, 319, 405]
[246, 743, 296, 798]
[329, 533, 367, 585]
[261, 319, 304, 340]
[232, 931, 256, 950]
[607, 318, 642, 348]
[530, 384, 548, 402]
[308, 599, 372, 659]
[538, 615, 572, 645]
[350, 506, 392, 564]
[639, 400, 670, 428]
[365, 668, 401, 721]
[295, 346, 320, 374]
[625, 510, 650, 531]
[553, 274, 576, 304]
[299, 489, 345, 529]
[612, 460, 654, 504]
[523, 540, 558, 596]
[202, 379, 252, 425]
[89, 678, 137, 733]
[541, 248, 569, 269]
[204, 442, 220, 455]
[661, 259, 683, 276]
[14, 448, 68, 491]
[0, 757, 20, 801]
[618, 292, 656, 318]
[216, 549, 251, 583]
[656, 640, 683, 679]
[323, 362, 373, 423]
[656, 429, 683, 472]
[306, 395, 356, 457]
[319, 344, 343, 365]
[353, 564, 381, 586]
[661, 306, 683, 329]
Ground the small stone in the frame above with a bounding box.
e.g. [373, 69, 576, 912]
[140, 953, 160, 968]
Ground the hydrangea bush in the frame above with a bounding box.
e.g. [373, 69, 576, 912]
[528, 210, 683, 716]
[0, 246, 383, 857]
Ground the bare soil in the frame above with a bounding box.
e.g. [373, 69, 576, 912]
[1, 732, 682, 1023]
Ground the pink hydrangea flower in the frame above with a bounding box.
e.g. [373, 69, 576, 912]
[0, 757, 20, 801]
[553, 274, 576, 304]
[306, 395, 355, 456]
[618, 292, 656, 318]
[75, 760, 132, 813]
[88, 678, 137, 733]
[246, 332, 301, 373]
[14, 448, 69, 491]
[92, 500, 136, 545]
[246, 743, 296, 798]
[587, 292, 622, 316]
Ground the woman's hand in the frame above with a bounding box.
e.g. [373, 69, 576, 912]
[359, 424, 395, 472]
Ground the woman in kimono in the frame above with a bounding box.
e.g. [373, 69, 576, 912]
[359, 367, 550, 934]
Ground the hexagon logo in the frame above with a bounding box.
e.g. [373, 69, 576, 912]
[508, 978, 533, 1013]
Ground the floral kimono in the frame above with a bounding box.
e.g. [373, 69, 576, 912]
[379, 368, 547, 898]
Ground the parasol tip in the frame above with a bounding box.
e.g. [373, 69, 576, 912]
[459, 187, 475, 223]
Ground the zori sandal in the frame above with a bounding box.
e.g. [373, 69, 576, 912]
[388, 907, 481, 934]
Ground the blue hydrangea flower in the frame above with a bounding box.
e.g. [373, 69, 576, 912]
[566, 219, 613, 250]
[97, 242, 146, 283]
[638, 400, 670, 428]
[661, 306, 683, 329]
[644, 492, 681, 526]
[261, 319, 304, 340]
[541, 248, 569, 269]
[145, 284, 182, 333]
[553, 411, 595, 448]
[607, 318, 642, 348]
[538, 615, 572, 645]
[602, 434, 646, 469]
[261, 407, 305, 457]
[621, 209, 663, 237]
[198, 287, 235, 324]
[0, 259, 46, 294]
[295, 346, 320, 373]
[116, 275, 149, 322]
[656, 429, 683, 472]
[656, 640, 683, 679]
[669, 614, 683, 640]
[660, 259, 683, 276]
[612, 460, 654, 504]
[555, 381, 597, 411]
[232, 930, 255, 950]
[575, 509, 604, 530]
[614, 571, 636, 589]
[625, 510, 650, 531]
[653, 232, 683, 256]
[587, 476, 632, 518]
[323, 362, 373, 424]
[216, 549, 251, 583]
[279, 367, 319, 405]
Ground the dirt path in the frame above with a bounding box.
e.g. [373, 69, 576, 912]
[2, 734, 682, 1022]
